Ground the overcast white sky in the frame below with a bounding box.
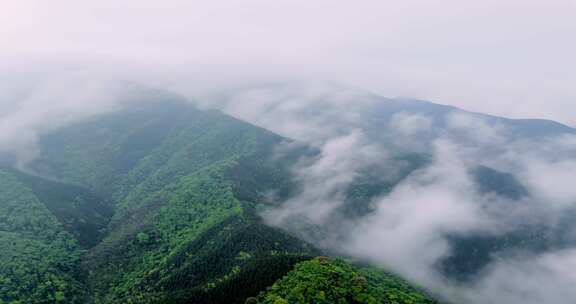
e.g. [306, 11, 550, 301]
[1, 0, 575, 126]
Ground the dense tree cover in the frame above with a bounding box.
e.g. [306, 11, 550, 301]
[0, 170, 86, 303]
[252, 257, 438, 304]
[20, 98, 320, 303]
[82, 163, 311, 303]
[111, 211, 318, 304]
[5, 168, 113, 247]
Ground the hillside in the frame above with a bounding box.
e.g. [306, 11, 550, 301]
[1, 94, 441, 304]
[0, 168, 87, 303]
[29, 97, 316, 303]
[3, 87, 574, 303]
[250, 257, 437, 304]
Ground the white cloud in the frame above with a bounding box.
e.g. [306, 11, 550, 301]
[264, 130, 386, 227]
[389, 112, 434, 137]
[520, 159, 576, 209]
[208, 83, 376, 144]
[344, 139, 494, 280]
[445, 112, 508, 146]
[0, 73, 125, 166]
[461, 250, 576, 304]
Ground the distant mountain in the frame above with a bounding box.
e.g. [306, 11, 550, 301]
[363, 97, 575, 144]
[372, 97, 574, 134]
[214, 83, 575, 145]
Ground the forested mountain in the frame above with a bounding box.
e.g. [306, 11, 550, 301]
[250, 257, 437, 304]
[1, 97, 310, 304]
[1, 87, 575, 304]
[0, 93, 440, 304]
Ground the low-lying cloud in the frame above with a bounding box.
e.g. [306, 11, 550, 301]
[0, 74, 125, 167]
[217, 85, 576, 304]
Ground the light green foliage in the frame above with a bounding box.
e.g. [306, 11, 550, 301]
[253, 257, 438, 304]
[0, 170, 85, 303]
[136, 232, 150, 244]
[0, 171, 63, 238]
[86, 163, 245, 302]
[237, 251, 253, 261]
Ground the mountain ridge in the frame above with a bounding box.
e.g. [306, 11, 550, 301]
[1, 85, 574, 303]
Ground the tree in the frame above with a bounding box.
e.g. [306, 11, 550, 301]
[136, 232, 150, 244]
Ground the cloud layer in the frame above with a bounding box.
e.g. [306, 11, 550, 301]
[214, 85, 576, 304]
[1, 0, 575, 126]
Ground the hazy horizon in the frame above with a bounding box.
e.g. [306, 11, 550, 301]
[1, 0, 575, 126]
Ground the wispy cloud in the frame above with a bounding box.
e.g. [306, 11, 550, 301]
[222, 85, 576, 304]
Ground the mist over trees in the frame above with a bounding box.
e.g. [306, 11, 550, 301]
[1, 1, 575, 303]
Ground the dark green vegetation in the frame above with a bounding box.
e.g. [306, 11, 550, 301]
[1, 96, 437, 304]
[251, 257, 437, 304]
[5, 168, 113, 247]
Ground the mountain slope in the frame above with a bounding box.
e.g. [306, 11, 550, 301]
[5, 168, 113, 247]
[250, 257, 437, 304]
[3, 96, 320, 303]
[0, 169, 86, 303]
